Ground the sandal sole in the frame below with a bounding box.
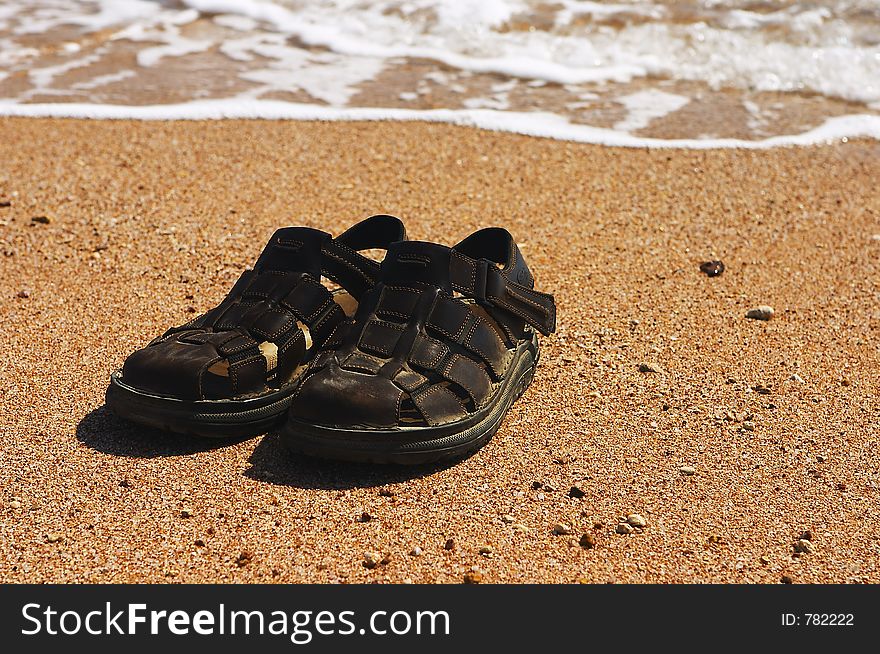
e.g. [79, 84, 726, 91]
[279, 333, 540, 464]
[105, 372, 299, 438]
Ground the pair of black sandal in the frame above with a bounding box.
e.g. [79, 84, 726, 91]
[106, 215, 556, 464]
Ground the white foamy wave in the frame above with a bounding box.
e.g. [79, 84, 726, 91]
[2, 99, 878, 149]
[0, 0, 878, 147]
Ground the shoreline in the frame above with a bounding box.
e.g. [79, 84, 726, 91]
[1, 117, 878, 583]
[1, 103, 879, 149]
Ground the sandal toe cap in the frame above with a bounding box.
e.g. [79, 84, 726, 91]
[121, 338, 218, 400]
[289, 364, 403, 430]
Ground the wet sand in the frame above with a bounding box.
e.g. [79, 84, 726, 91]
[0, 118, 878, 583]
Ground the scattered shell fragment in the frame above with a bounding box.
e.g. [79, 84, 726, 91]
[746, 305, 774, 321]
[679, 466, 696, 476]
[626, 514, 647, 528]
[553, 523, 572, 535]
[363, 551, 381, 569]
[794, 539, 814, 554]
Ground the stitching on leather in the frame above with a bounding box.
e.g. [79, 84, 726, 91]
[427, 297, 467, 341]
[377, 286, 420, 319]
[257, 308, 296, 341]
[464, 317, 506, 375]
[414, 384, 464, 425]
[384, 286, 421, 294]
[360, 320, 404, 356]
[322, 244, 374, 284]
[442, 354, 479, 404]
[410, 335, 447, 369]
[311, 303, 344, 344]
[450, 250, 476, 294]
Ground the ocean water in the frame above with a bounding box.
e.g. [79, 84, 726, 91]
[1, 0, 879, 147]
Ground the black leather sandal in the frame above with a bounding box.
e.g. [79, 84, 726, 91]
[106, 215, 406, 438]
[280, 227, 556, 463]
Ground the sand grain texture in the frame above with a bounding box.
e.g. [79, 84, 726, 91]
[0, 118, 878, 583]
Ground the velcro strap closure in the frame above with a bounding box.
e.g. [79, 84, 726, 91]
[484, 267, 556, 336]
[450, 251, 556, 336]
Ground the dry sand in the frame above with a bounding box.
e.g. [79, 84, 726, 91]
[0, 118, 878, 583]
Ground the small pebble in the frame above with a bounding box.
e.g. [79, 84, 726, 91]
[699, 260, 725, 277]
[801, 530, 813, 541]
[746, 305, 774, 321]
[357, 512, 372, 523]
[579, 533, 596, 549]
[0, 200, 11, 207]
[409, 546, 423, 557]
[31, 215, 51, 225]
[363, 551, 381, 569]
[626, 514, 647, 528]
[616, 523, 633, 535]
[816, 454, 826, 462]
[9, 500, 22, 509]
[741, 421, 755, 432]
[194, 539, 205, 547]
[512, 524, 530, 533]
[444, 538, 455, 551]
[46, 533, 64, 543]
[235, 551, 252, 567]
[478, 546, 493, 557]
[679, 466, 696, 476]
[568, 486, 586, 499]
[638, 362, 664, 374]
[789, 373, 805, 384]
[781, 574, 794, 584]
[180, 508, 192, 518]
[15, 290, 29, 299]
[553, 523, 572, 535]
[501, 514, 516, 523]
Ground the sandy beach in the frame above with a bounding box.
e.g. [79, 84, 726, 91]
[1, 117, 878, 583]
